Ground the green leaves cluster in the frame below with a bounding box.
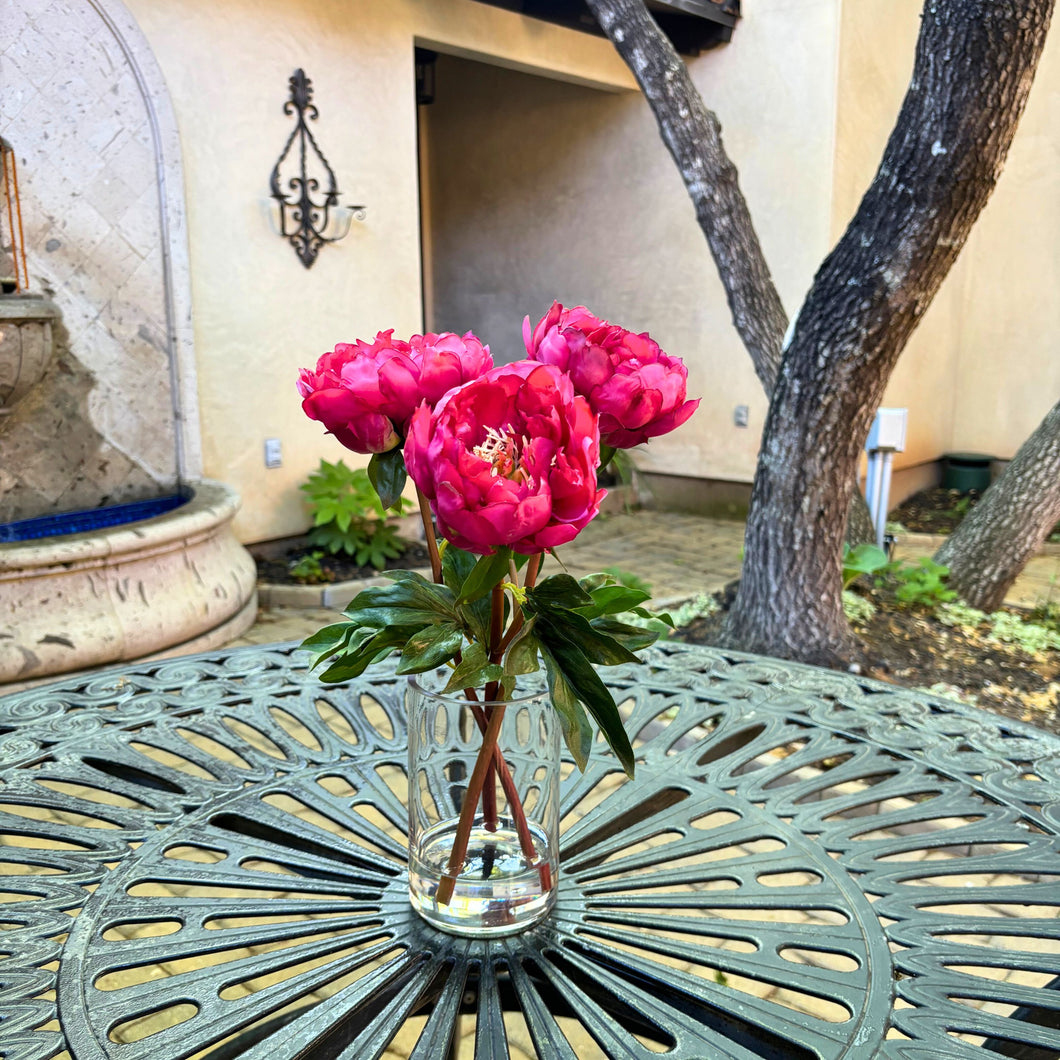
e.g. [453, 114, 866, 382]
[881, 557, 957, 608]
[842, 542, 889, 589]
[301, 550, 668, 777]
[301, 459, 411, 568]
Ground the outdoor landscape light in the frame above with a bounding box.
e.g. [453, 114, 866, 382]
[268, 69, 364, 269]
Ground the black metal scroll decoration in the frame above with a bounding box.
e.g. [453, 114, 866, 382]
[268, 69, 364, 268]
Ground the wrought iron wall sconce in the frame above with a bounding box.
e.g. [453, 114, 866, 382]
[268, 69, 364, 269]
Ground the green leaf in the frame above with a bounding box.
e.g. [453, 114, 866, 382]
[540, 646, 593, 772]
[441, 544, 477, 594]
[525, 574, 592, 613]
[395, 622, 464, 674]
[441, 642, 504, 694]
[503, 618, 540, 677]
[598, 443, 617, 472]
[589, 616, 661, 653]
[344, 572, 458, 627]
[457, 547, 512, 605]
[541, 637, 635, 777]
[317, 625, 422, 682]
[300, 622, 356, 669]
[575, 584, 652, 620]
[537, 608, 640, 667]
[367, 448, 407, 511]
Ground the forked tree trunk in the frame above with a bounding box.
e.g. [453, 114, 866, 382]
[936, 400, 1060, 613]
[590, 0, 1054, 662]
[718, 1, 1054, 665]
[584, 0, 877, 545]
[720, 0, 1051, 665]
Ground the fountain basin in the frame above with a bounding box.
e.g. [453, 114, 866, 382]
[0, 480, 257, 683]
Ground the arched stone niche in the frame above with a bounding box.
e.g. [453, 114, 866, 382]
[0, 0, 201, 521]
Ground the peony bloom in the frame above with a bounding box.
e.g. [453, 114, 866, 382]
[298, 330, 492, 454]
[524, 302, 700, 449]
[405, 361, 604, 555]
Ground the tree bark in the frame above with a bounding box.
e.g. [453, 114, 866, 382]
[936, 400, 1060, 613]
[719, 0, 1054, 665]
[583, 0, 787, 394]
[587, 0, 881, 545]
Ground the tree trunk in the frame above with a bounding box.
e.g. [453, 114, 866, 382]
[719, 0, 1054, 666]
[583, 0, 787, 394]
[936, 400, 1060, 613]
[586, 0, 882, 545]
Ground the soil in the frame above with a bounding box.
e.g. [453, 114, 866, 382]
[254, 541, 432, 585]
[677, 582, 1060, 737]
[890, 485, 1060, 540]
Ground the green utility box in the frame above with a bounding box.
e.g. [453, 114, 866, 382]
[942, 452, 993, 493]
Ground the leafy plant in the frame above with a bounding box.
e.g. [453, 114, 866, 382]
[288, 550, 328, 584]
[988, 611, 1060, 654]
[938, 601, 987, 630]
[842, 542, 889, 589]
[300, 459, 412, 569]
[601, 567, 653, 596]
[842, 590, 876, 626]
[881, 557, 957, 608]
[669, 593, 720, 628]
[302, 555, 667, 775]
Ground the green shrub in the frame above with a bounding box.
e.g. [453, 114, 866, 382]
[670, 593, 719, 628]
[937, 601, 987, 630]
[881, 558, 957, 608]
[842, 542, 889, 589]
[300, 459, 411, 569]
[987, 611, 1060, 655]
[289, 550, 327, 584]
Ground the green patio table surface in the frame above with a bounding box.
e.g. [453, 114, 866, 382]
[1, 641, 1059, 1059]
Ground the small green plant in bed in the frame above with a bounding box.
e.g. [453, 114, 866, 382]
[842, 542, 889, 589]
[288, 550, 328, 584]
[879, 557, 957, 608]
[301, 459, 412, 570]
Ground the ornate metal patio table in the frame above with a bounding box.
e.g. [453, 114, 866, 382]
[2, 641, 1060, 1059]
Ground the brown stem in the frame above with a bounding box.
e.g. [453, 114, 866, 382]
[436, 702, 507, 906]
[416, 487, 443, 584]
[524, 553, 542, 589]
[468, 703, 552, 892]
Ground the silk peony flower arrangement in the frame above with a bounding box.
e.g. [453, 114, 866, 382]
[298, 303, 699, 777]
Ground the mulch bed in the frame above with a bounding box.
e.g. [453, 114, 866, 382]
[677, 583, 1060, 736]
[254, 541, 432, 585]
[891, 485, 1060, 540]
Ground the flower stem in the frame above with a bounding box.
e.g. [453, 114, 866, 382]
[467, 702, 552, 893]
[436, 701, 507, 906]
[416, 487, 442, 584]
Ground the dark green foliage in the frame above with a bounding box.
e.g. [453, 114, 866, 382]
[842, 542, 889, 589]
[300, 459, 412, 569]
[881, 557, 958, 608]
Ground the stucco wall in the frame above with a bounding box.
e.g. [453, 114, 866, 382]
[833, 0, 1060, 474]
[120, 0, 633, 542]
[100, 0, 1058, 541]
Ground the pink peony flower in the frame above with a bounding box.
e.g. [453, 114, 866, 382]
[524, 302, 700, 449]
[405, 360, 605, 555]
[298, 330, 492, 454]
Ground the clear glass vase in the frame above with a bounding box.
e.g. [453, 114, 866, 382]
[406, 675, 560, 936]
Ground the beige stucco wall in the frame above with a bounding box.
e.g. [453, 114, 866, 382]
[117, 0, 1058, 541]
[120, 0, 632, 541]
[834, 0, 1060, 476]
[424, 0, 842, 490]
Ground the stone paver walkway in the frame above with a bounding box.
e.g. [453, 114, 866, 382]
[232, 510, 1060, 650]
